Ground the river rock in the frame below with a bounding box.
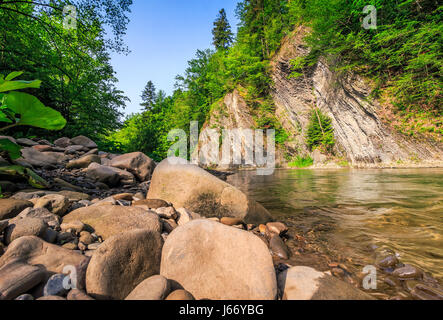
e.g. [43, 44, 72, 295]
[60, 220, 85, 233]
[20, 148, 66, 168]
[79, 231, 94, 245]
[67, 289, 94, 300]
[160, 220, 277, 300]
[393, 265, 422, 280]
[65, 145, 87, 154]
[57, 190, 91, 202]
[62, 205, 161, 240]
[266, 222, 288, 236]
[16, 207, 60, 229]
[0, 262, 46, 300]
[4, 218, 48, 244]
[0, 236, 89, 288]
[0, 220, 8, 233]
[278, 266, 374, 300]
[34, 194, 70, 216]
[220, 217, 243, 226]
[165, 290, 195, 301]
[110, 152, 156, 182]
[156, 206, 177, 220]
[175, 207, 201, 226]
[132, 199, 170, 209]
[86, 229, 163, 300]
[43, 274, 69, 297]
[125, 275, 170, 300]
[86, 163, 135, 187]
[37, 295, 66, 300]
[33, 145, 52, 152]
[269, 235, 290, 260]
[148, 158, 272, 224]
[66, 154, 101, 169]
[16, 138, 38, 147]
[0, 199, 33, 220]
[54, 137, 71, 148]
[70, 136, 97, 149]
[15, 294, 34, 300]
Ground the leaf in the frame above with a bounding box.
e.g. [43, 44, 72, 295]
[3, 91, 67, 130]
[5, 71, 24, 81]
[0, 111, 13, 123]
[0, 165, 49, 189]
[0, 139, 22, 160]
[0, 79, 42, 93]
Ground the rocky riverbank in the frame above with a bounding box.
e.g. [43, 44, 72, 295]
[0, 136, 440, 300]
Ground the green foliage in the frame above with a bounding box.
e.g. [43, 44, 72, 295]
[0, 139, 22, 160]
[288, 0, 442, 118]
[0, 165, 49, 189]
[140, 81, 157, 111]
[212, 9, 234, 50]
[0, 1, 132, 141]
[306, 109, 335, 152]
[288, 156, 314, 168]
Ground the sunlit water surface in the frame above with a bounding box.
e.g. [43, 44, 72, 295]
[227, 168, 443, 282]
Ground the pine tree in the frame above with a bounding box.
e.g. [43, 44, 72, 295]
[212, 9, 234, 50]
[140, 81, 157, 111]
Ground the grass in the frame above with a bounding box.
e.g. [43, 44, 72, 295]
[288, 156, 314, 168]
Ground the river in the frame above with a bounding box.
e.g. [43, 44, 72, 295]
[227, 168, 443, 299]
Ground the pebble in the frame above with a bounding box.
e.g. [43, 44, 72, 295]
[393, 264, 422, 280]
[60, 220, 85, 233]
[62, 242, 78, 250]
[266, 222, 288, 236]
[87, 243, 101, 250]
[79, 231, 94, 245]
[44, 274, 70, 297]
[15, 294, 34, 300]
[220, 217, 244, 226]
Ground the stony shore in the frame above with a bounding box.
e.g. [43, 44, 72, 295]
[0, 136, 441, 300]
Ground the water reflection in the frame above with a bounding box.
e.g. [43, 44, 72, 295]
[228, 168, 443, 280]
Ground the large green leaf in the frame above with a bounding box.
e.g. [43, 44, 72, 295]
[5, 71, 24, 81]
[0, 165, 49, 189]
[3, 91, 67, 130]
[0, 139, 22, 160]
[0, 79, 42, 93]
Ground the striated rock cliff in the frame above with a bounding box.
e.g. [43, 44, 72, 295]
[199, 27, 442, 168]
[271, 27, 442, 166]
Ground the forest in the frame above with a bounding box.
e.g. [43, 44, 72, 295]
[1, 0, 441, 162]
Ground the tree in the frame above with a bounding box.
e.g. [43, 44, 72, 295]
[212, 9, 233, 50]
[140, 81, 157, 111]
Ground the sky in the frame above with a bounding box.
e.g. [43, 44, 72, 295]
[109, 0, 240, 116]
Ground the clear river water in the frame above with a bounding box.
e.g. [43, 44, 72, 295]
[227, 168, 443, 298]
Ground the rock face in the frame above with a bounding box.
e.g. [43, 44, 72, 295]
[62, 205, 161, 240]
[270, 26, 442, 165]
[0, 199, 33, 220]
[277, 266, 374, 300]
[148, 158, 272, 224]
[110, 152, 156, 181]
[86, 229, 163, 300]
[160, 220, 277, 300]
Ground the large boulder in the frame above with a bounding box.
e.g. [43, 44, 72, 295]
[86, 229, 163, 300]
[62, 205, 161, 239]
[277, 266, 374, 300]
[110, 152, 156, 182]
[20, 148, 66, 167]
[147, 158, 272, 224]
[0, 236, 89, 289]
[54, 137, 71, 148]
[0, 262, 46, 300]
[70, 136, 97, 149]
[15, 208, 60, 229]
[86, 163, 135, 187]
[0, 199, 33, 220]
[4, 218, 48, 245]
[34, 194, 70, 216]
[160, 220, 277, 300]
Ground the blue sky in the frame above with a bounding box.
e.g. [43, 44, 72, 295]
[110, 0, 240, 116]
